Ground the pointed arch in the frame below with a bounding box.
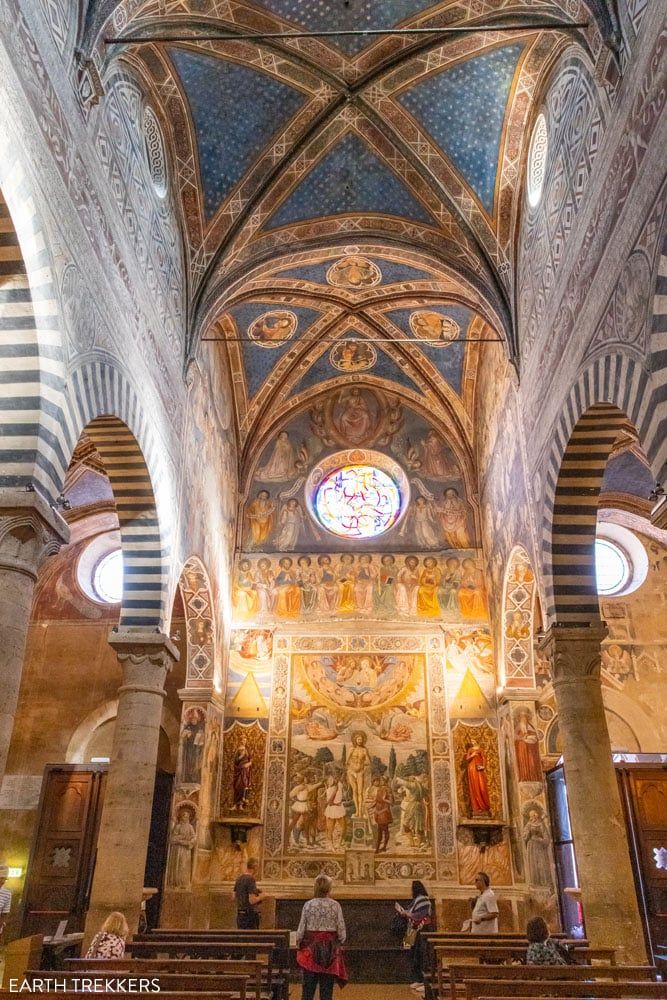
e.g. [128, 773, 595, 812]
[0, 166, 66, 501]
[501, 545, 537, 689]
[61, 362, 171, 629]
[177, 556, 217, 690]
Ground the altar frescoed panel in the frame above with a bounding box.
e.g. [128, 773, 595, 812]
[261, 632, 457, 884]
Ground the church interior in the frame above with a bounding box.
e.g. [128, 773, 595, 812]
[0, 0, 666, 990]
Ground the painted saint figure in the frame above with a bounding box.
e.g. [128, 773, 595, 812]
[523, 808, 552, 886]
[337, 388, 374, 445]
[245, 490, 276, 548]
[275, 498, 305, 549]
[257, 431, 299, 481]
[324, 773, 346, 851]
[514, 708, 542, 783]
[370, 775, 394, 853]
[231, 737, 252, 811]
[180, 707, 206, 784]
[437, 488, 470, 548]
[464, 739, 491, 817]
[166, 806, 197, 889]
[347, 731, 372, 818]
[421, 430, 458, 479]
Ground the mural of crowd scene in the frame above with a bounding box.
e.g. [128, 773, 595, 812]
[502, 548, 537, 688]
[288, 652, 434, 857]
[242, 389, 477, 553]
[232, 552, 489, 623]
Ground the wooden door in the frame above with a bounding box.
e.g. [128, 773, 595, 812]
[21, 765, 107, 936]
[628, 769, 667, 955]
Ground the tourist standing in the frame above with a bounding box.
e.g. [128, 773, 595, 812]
[296, 874, 348, 1000]
[395, 879, 434, 993]
[471, 872, 499, 933]
[234, 857, 264, 929]
[0, 865, 12, 959]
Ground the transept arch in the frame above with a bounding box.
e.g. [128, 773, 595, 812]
[0, 171, 66, 503]
[61, 362, 171, 629]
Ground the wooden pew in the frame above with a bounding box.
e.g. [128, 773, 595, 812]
[0, 993, 234, 1000]
[464, 982, 667, 1000]
[445, 965, 657, 1000]
[63, 958, 266, 1000]
[125, 940, 285, 1000]
[22, 971, 251, 1000]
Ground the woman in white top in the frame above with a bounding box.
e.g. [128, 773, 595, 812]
[296, 874, 348, 1000]
[471, 871, 499, 934]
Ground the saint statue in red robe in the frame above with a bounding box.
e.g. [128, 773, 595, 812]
[464, 739, 491, 816]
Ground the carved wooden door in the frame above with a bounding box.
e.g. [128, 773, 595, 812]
[21, 765, 107, 936]
[625, 768, 667, 958]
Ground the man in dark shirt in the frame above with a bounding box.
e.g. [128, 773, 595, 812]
[233, 857, 264, 929]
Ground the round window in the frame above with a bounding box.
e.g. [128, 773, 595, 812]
[314, 464, 402, 539]
[595, 538, 630, 596]
[527, 112, 548, 208]
[93, 549, 124, 604]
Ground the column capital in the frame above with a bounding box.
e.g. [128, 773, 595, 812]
[109, 629, 180, 666]
[538, 621, 609, 684]
[0, 488, 69, 579]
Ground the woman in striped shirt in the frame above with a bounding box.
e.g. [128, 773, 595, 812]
[395, 880, 433, 993]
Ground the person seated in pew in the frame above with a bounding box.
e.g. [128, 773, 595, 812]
[234, 857, 264, 930]
[526, 917, 567, 966]
[85, 912, 129, 959]
[471, 873, 499, 934]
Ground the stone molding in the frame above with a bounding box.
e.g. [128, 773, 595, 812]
[0, 488, 69, 579]
[538, 621, 609, 684]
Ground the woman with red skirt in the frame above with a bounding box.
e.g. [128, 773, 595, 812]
[296, 874, 348, 1000]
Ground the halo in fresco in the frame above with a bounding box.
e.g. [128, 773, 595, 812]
[330, 340, 377, 373]
[315, 464, 402, 539]
[409, 310, 460, 347]
[326, 256, 382, 289]
[247, 309, 298, 348]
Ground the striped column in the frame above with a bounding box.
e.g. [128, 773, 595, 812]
[0, 489, 68, 785]
[85, 630, 179, 939]
[539, 623, 646, 963]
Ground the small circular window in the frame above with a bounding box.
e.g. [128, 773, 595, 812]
[595, 538, 630, 595]
[143, 106, 168, 198]
[315, 464, 402, 539]
[93, 549, 123, 603]
[527, 112, 548, 208]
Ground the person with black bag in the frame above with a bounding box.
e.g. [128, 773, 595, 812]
[394, 880, 434, 994]
[296, 874, 348, 1000]
[234, 857, 264, 929]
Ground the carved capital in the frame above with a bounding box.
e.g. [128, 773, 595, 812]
[110, 630, 179, 696]
[538, 621, 608, 685]
[0, 488, 69, 579]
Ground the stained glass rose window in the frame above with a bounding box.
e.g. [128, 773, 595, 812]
[314, 464, 402, 538]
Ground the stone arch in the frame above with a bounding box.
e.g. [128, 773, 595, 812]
[66, 698, 180, 770]
[540, 352, 659, 623]
[61, 361, 171, 629]
[0, 168, 66, 502]
[648, 225, 667, 480]
[500, 545, 537, 689]
[177, 556, 217, 690]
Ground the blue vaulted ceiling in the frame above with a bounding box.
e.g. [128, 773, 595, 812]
[387, 305, 473, 394]
[276, 258, 434, 285]
[228, 301, 323, 398]
[289, 334, 425, 399]
[259, 0, 437, 54]
[266, 132, 435, 229]
[169, 48, 306, 220]
[398, 43, 524, 212]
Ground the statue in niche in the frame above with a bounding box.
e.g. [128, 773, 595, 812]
[231, 736, 253, 811]
[166, 805, 197, 889]
[464, 738, 491, 817]
[523, 806, 552, 886]
[347, 730, 372, 818]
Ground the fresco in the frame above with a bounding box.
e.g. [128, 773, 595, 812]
[330, 340, 377, 372]
[288, 651, 433, 857]
[242, 389, 476, 553]
[218, 629, 274, 823]
[327, 256, 381, 288]
[232, 552, 489, 623]
[502, 548, 537, 688]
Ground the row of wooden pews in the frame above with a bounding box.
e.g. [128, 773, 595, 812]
[420, 933, 664, 1000]
[3, 929, 291, 1000]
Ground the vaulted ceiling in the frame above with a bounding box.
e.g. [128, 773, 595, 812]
[85, 0, 617, 462]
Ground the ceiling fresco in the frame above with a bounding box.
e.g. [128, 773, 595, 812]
[85, 0, 619, 472]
